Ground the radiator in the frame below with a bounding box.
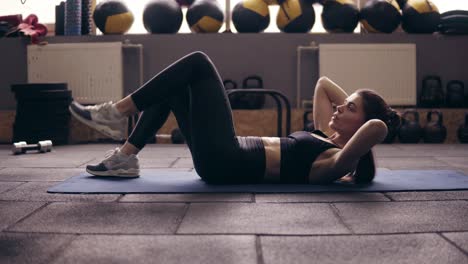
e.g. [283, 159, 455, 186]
[27, 42, 123, 104]
[319, 44, 417, 106]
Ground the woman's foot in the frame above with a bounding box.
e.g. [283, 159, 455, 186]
[86, 147, 140, 177]
[69, 101, 128, 140]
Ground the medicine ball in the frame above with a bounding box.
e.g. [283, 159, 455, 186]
[93, 0, 134, 34]
[401, 0, 440, 33]
[360, 0, 401, 33]
[186, 0, 224, 33]
[321, 0, 359, 33]
[276, 0, 315, 33]
[176, 0, 196, 7]
[232, 0, 270, 33]
[143, 0, 183, 33]
[396, 0, 407, 9]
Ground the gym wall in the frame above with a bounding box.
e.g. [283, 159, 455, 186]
[0, 33, 467, 110]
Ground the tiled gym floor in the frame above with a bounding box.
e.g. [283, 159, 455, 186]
[0, 143, 467, 264]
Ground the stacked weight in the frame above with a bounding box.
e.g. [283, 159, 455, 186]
[11, 83, 72, 145]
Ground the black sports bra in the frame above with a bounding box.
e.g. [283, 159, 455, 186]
[280, 130, 340, 183]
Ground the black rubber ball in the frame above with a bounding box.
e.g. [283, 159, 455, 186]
[143, 0, 183, 34]
[402, 0, 440, 33]
[232, 0, 270, 33]
[93, 0, 134, 34]
[276, 0, 315, 33]
[321, 0, 359, 33]
[360, 0, 401, 33]
[186, 0, 224, 33]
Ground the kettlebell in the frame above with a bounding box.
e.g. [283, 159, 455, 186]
[420, 75, 444, 108]
[457, 112, 468, 143]
[398, 109, 422, 143]
[239, 75, 265, 109]
[423, 110, 447, 143]
[303, 110, 315, 132]
[445, 80, 465, 108]
[223, 79, 242, 109]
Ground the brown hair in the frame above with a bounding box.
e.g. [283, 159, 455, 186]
[356, 89, 401, 132]
[352, 89, 401, 184]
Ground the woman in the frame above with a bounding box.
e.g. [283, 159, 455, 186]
[70, 51, 400, 184]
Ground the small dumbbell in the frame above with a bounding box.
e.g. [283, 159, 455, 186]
[12, 140, 53, 155]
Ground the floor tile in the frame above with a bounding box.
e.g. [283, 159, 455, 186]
[0, 168, 83, 182]
[51, 235, 256, 264]
[121, 193, 253, 203]
[394, 144, 468, 157]
[0, 151, 96, 168]
[255, 193, 390, 203]
[385, 191, 468, 201]
[178, 203, 349, 235]
[435, 157, 468, 169]
[376, 157, 452, 169]
[334, 201, 468, 234]
[0, 182, 23, 194]
[442, 232, 468, 254]
[0, 201, 45, 231]
[171, 157, 194, 168]
[0, 182, 120, 202]
[8, 202, 187, 234]
[261, 234, 468, 264]
[0, 232, 75, 264]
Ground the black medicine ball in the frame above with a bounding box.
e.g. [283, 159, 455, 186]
[360, 0, 401, 33]
[232, 0, 270, 33]
[186, 0, 224, 33]
[277, 0, 315, 33]
[143, 0, 183, 33]
[321, 0, 359, 33]
[402, 0, 440, 33]
[395, 0, 407, 9]
[93, 0, 134, 34]
[176, 0, 196, 7]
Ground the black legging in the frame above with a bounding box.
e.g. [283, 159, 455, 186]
[127, 51, 264, 184]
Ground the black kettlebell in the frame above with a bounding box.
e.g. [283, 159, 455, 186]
[223, 79, 242, 109]
[398, 109, 422, 143]
[423, 110, 447, 143]
[303, 110, 315, 132]
[445, 80, 465, 108]
[457, 112, 468, 143]
[239, 75, 265, 109]
[420, 75, 444, 108]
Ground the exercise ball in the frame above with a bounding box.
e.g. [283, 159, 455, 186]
[93, 0, 134, 34]
[186, 0, 224, 33]
[232, 0, 270, 33]
[276, 0, 315, 33]
[360, 0, 401, 33]
[321, 0, 359, 33]
[143, 0, 183, 33]
[401, 0, 440, 33]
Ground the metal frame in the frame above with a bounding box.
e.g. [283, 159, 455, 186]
[227, 89, 291, 137]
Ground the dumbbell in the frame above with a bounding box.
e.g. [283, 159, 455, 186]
[12, 140, 53, 155]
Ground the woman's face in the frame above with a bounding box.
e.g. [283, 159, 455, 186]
[329, 93, 366, 136]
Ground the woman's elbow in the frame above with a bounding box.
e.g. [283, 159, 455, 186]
[367, 119, 388, 143]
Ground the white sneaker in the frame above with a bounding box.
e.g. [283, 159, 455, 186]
[69, 101, 128, 141]
[86, 148, 140, 177]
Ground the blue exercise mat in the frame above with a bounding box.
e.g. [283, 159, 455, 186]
[47, 169, 468, 193]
